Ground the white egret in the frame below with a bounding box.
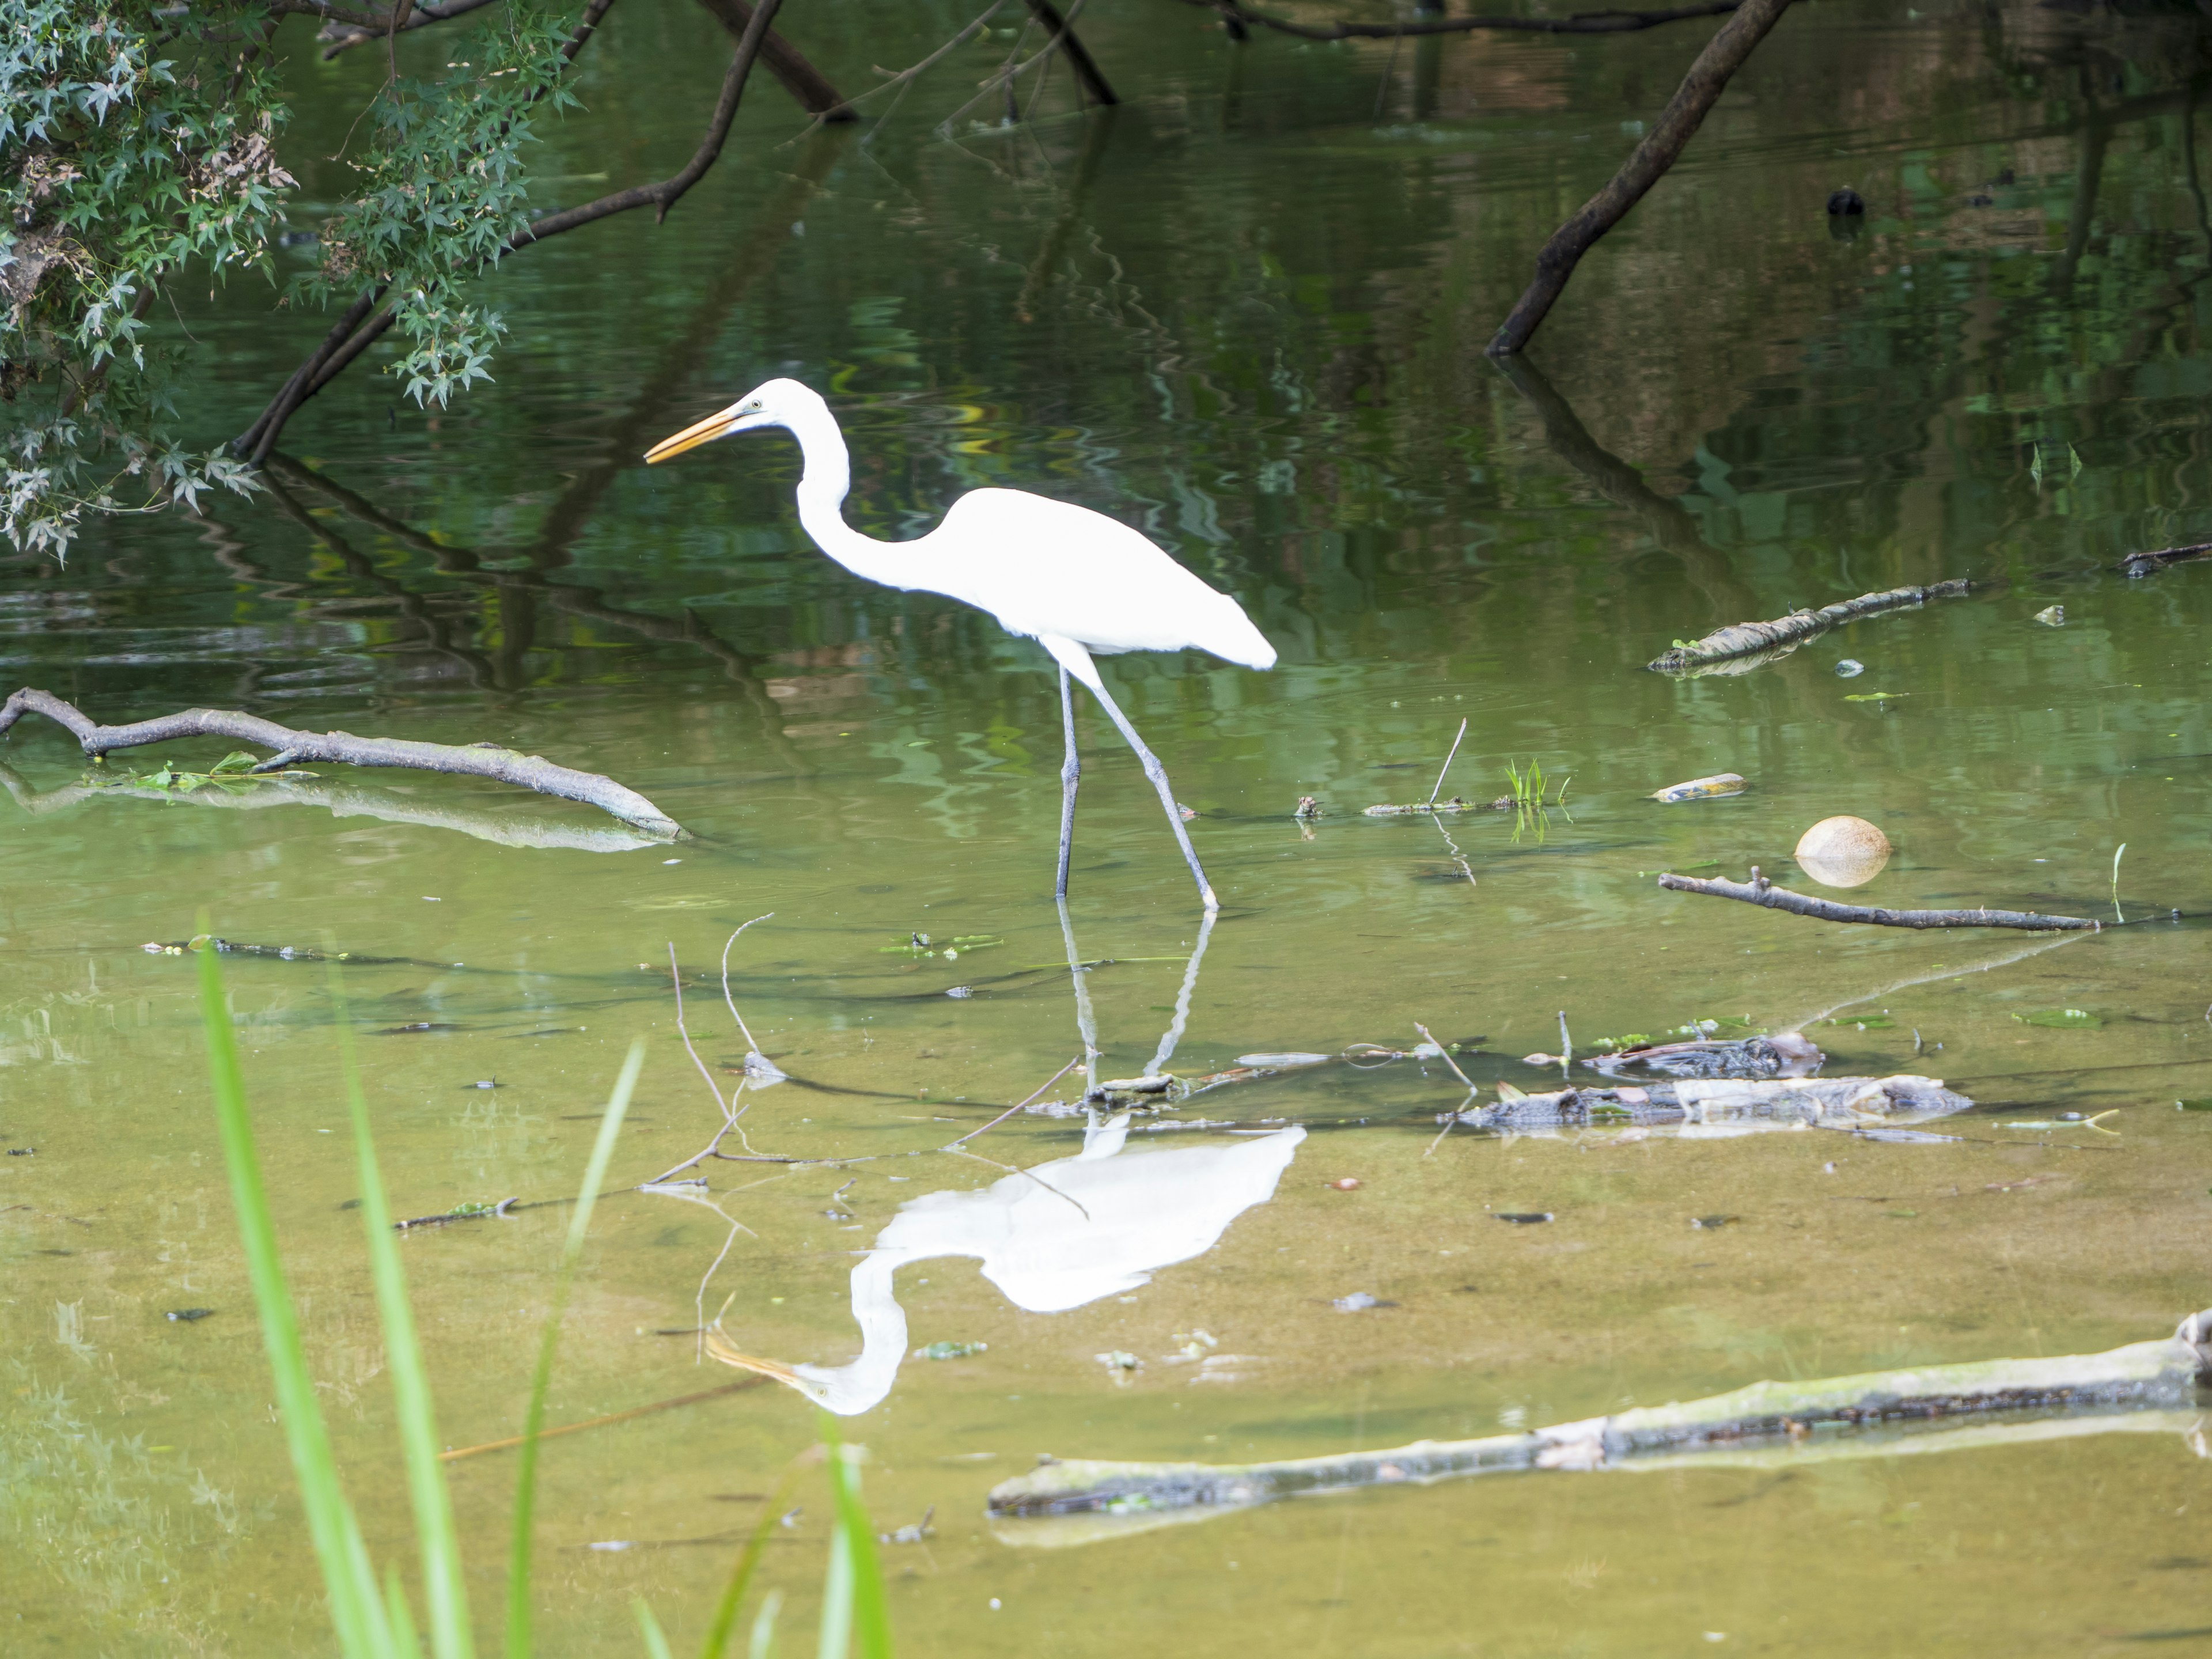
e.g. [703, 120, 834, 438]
[645, 379, 1275, 910]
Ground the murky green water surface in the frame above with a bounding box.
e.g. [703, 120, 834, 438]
[7, 2, 2212, 1652]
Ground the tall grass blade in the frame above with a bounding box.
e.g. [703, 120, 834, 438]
[819, 1414, 892, 1659]
[196, 929, 392, 1659]
[506, 1040, 647, 1659]
[749, 1591, 784, 1659]
[334, 962, 476, 1659]
[385, 1565, 429, 1659]
[698, 1459, 810, 1659]
[634, 1600, 677, 1659]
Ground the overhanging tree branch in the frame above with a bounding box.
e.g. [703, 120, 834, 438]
[1487, 0, 1796, 355]
[1186, 0, 1745, 39]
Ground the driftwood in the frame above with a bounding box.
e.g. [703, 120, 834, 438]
[1658, 867, 2097, 932]
[2118, 541, 2212, 578]
[1647, 580, 1973, 675]
[0, 688, 684, 840]
[990, 1309, 2212, 1529]
[1487, 0, 1797, 355]
[1190, 0, 1745, 38]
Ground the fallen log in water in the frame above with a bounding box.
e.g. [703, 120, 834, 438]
[988, 1309, 2212, 1531]
[1647, 579, 1972, 675]
[0, 687, 684, 840]
[2118, 541, 2212, 578]
[1451, 1071, 1967, 1132]
[1658, 867, 2098, 932]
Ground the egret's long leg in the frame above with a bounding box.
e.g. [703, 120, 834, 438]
[1083, 675, 1219, 912]
[1055, 664, 1081, 899]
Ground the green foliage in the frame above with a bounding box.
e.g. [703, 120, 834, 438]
[1, 0, 585, 556]
[2, 1, 282, 556]
[304, 3, 581, 408]
[96, 749, 313, 793]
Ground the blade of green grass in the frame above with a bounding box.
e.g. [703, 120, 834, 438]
[819, 1414, 891, 1659]
[634, 1600, 677, 1659]
[749, 1592, 783, 1659]
[197, 927, 393, 1659]
[332, 960, 476, 1659]
[506, 1040, 647, 1659]
[698, 1456, 812, 1659]
[385, 1565, 428, 1659]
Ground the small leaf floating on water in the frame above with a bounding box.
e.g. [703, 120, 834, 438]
[1691, 1215, 1738, 1229]
[165, 1308, 215, 1322]
[1842, 691, 1906, 702]
[1332, 1291, 1395, 1312]
[1328, 1177, 1362, 1191]
[2034, 605, 2066, 627]
[946, 986, 975, 999]
[1494, 1212, 1554, 1225]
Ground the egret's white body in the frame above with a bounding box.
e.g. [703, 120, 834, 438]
[646, 379, 1275, 909]
[707, 1122, 1305, 1415]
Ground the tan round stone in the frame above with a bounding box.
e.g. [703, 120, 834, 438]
[1795, 815, 1892, 889]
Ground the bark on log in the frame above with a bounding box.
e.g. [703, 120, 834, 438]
[0, 688, 684, 840]
[1657, 867, 2097, 932]
[989, 1310, 2212, 1524]
[1487, 0, 1797, 357]
[1647, 579, 1973, 675]
[2117, 541, 2212, 578]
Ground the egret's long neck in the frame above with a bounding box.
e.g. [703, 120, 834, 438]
[805, 1249, 912, 1416]
[786, 397, 924, 591]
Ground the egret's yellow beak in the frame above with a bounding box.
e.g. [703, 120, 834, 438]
[643, 410, 738, 465]
[704, 1327, 805, 1389]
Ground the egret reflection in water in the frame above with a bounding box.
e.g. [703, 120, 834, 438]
[709, 908, 1302, 1415]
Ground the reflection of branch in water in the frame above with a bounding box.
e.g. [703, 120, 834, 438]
[1785, 928, 2096, 1033]
[0, 762, 668, 853]
[1490, 353, 1760, 623]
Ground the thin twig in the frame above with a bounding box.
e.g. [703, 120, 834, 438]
[1422, 718, 1469, 810]
[1412, 1023, 1473, 1089]
[720, 914, 772, 1052]
[1425, 1089, 1478, 1157]
[943, 1145, 1092, 1218]
[944, 1055, 1083, 1149]
[437, 1377, 770, 1462]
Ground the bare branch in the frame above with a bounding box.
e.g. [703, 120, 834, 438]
[1488, 0, 1796, 354]
[1187, 0, 1745, 39]
[0, 687, 685, 839]
[1657, 867, 2099, 933]
[692, 0, 858, 120]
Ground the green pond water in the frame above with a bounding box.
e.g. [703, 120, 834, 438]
[7, 1, 2212, 1652]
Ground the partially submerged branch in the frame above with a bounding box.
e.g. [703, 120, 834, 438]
[1658, 867, 2097, 932]
[0, 688, 685, 840]
[2117, 541, 2212, 578]
[1487, 0, 1797, 355]
[990, 1309, 2212, 1525]
[1647, 580, 1973, 675]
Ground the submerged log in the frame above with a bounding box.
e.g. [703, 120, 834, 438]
[1456, 1071, 1969, 1131]
[989, 1309, 2212, 1524]
[1647, 579, 1972, 675]
[1658, 867, 2097, 932]
[0, 688, 684, 840]
[2117, 541, 2212, 578]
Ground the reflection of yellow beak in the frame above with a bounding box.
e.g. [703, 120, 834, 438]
[643, 410, 736, 465]
[705, 1327, 805, 1389]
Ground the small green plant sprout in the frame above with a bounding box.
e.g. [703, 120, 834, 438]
[2069, 442, 2084, 481]
[104, 751, 316, 794]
